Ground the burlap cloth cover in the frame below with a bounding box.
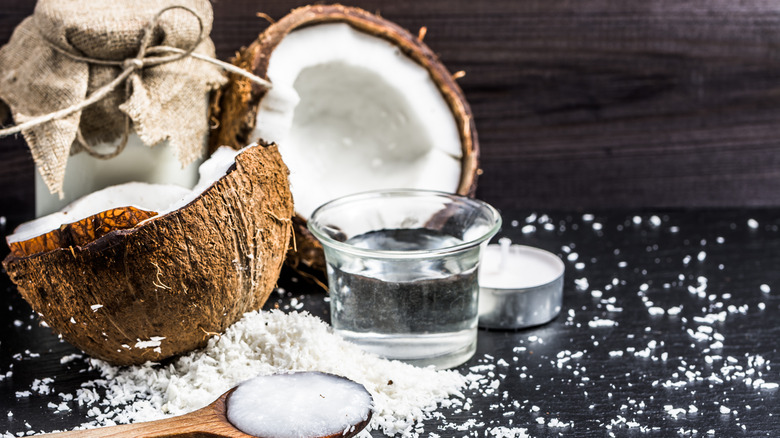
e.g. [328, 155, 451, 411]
[0, 0, 227, 197]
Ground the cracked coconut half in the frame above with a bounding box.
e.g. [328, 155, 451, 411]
[211, 4, 479, 272]
[3, 143, 293, 365]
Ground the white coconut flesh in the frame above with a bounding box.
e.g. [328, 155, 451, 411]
[252, 23, 463, 220]
[8, 146, 242, 245]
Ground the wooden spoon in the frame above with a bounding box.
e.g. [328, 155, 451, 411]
[39, 380, 373, 438]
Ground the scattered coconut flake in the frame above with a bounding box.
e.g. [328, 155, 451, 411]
[588, 318, 617, 328]
[574, 278, 589, 291]
[547, 418, 572, 428]
[134, 336, 166, 349]
[60, 354, 83, 365]
[760, 284, 771, 293]
[664, 405, 686, 419]
[747, 219, 759, 229]
[31, 378, 53, 395]
[488, 426, 530, 438]
[693, 312, 726, 324]
[605, 304, 623, 312]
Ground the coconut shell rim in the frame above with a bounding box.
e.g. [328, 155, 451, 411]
[3, 157, 244, 264]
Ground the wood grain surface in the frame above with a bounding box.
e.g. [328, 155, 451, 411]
[2, 208, 779, 436]
[3, 0, 780, 225]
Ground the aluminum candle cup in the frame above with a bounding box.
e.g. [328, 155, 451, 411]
[308, 190, 501, 369]
[478, 239, 564, 329]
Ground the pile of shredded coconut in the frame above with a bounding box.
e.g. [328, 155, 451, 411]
[77, 310, 466, 436]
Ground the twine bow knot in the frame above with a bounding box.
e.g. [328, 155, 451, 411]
[123, 59, 145, 70]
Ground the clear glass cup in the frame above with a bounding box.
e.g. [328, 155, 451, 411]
[308, 189, 501, 369]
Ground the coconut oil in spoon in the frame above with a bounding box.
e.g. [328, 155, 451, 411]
[36, 372, 373, 438]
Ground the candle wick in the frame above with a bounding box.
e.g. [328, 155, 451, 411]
[498, 237, 512, 271]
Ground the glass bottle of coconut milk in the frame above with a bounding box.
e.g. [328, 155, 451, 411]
[35, 135, 202, 217]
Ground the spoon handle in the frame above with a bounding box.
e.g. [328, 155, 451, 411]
[39, 413, 211, 437]
[36, 396, 250, 438]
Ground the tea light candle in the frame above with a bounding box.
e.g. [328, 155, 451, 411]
[478, 238, 564, 329]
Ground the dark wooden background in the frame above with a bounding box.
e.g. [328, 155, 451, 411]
[3, 0, 780, 226]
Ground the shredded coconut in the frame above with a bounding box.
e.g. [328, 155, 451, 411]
[588, 318, 617, 328]
[77, 310, 466, 436]
[133, 336, 166, 349]
[488, 426, 530, 438]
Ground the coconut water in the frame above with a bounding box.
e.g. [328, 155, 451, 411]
[327, 228, 480, 369]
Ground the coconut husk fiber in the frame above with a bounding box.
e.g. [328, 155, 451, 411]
[0, 0, 226, 197]
[3, 143, 294, 365]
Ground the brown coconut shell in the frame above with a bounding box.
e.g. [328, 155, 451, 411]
[3, 143, 293, 365]
[8, 206, 158, 258]
[209, 4, 480, 274]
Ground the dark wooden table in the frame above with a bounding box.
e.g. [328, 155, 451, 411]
[1, 208, 778, 437]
